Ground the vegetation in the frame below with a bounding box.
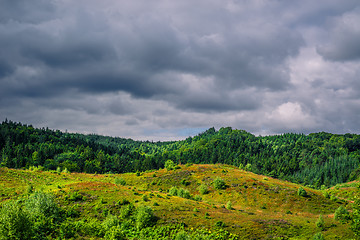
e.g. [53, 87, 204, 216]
[1, 121, 360, 189]
[0, 163, 357, 239]
[2, 120, 360, 238]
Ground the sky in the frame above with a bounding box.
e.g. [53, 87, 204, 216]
[1, 0, 360, 141]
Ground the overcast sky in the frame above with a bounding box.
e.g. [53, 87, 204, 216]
[1, 0, 360, 140]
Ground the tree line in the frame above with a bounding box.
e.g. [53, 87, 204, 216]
[1, 120, 360, 188]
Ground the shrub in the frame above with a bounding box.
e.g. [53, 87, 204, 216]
[198, 184, 209, 195]
[0, 200, 33, 240]
[105, 226, 125, 240]
[67, 191, 83, 202]
[26, 185, 34, 195]
[59, 221, 77, 239]
[313, 232, 325, 240]
[245, 163, 252, 171]
[226, 201, 232, 210]
[316, 214, 325, 230]
[175, 231, 190, 240]
[114, 178, 126, 186]
[25, 191, 59, 219]
[142, 194, 149, 202]
[334, 206, 351, 223]
[213, 177, 226, 190]
[135, 206, 156, 229]
[102, 215, 120, 232]
[215, 221, 226, 227]
[181, 179, 190, 186]
[194, 195, 202, 201]
[120, 203, 136, 219]
[298, 187, 307, 197]
[169, 187, 178, 196]
[322, 191, 330, 199]
[178, 188, 191, 199]
[165, 160, 176, 171]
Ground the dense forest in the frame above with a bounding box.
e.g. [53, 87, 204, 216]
[1, 120, 360, 188]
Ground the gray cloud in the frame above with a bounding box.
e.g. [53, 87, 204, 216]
[1, 0, 360, 140]
[317, 8, 360, 61]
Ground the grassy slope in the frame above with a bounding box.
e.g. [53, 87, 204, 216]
[0, 164, 356, 239]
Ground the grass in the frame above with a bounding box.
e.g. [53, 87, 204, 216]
[0, 164, 356, 239]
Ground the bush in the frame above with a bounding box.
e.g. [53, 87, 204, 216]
[0, 200, 33, 240]
[213, 177, 226, 190]
[105, 226, 125, 240]
[114, 178, 126, 186]
[215, 221, 226, 227]
[169, 187, 178, 196]
[165, 160, 176, 171]
[59, 221, 77, 239]
[175, 231, 190, 240]
[313, 232, 325, 240]
[181, 179, 190, 186]
[316, 214, 325, 230]
[135, 206, 156, 229]
[25, 191, 59, 219]
[67, 191, 83, 202]
[298, 187, 307, 197]
[102, 215, 120, 232]
[226, 201, 232, 210]
[178, 188, 191, 199]
[198, 184, 209, 195]
[322, 191, 330, 199]
[334, 206, 351, 223]
[120, 203, 136, 219]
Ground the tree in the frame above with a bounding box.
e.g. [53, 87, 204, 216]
[0, 200, 33, 240]
[298, 187, 307, 197]
[213, 177, 226, 190]
[316, 214, 325, 230]
[135, 206, 156, 229]
[164, 160, 176, 171]
[334, 206, 351, 223]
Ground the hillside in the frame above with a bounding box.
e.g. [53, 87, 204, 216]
[1, 120, 360, 189]
[0, 164, 357, 239]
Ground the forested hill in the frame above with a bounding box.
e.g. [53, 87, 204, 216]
[1, 120, 360, 188]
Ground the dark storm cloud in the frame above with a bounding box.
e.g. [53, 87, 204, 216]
[0, 0, 55, 23]
[1, 0, 360, 139]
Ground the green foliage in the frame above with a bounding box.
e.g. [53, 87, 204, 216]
[102, 215, 121, 232]
[175, 231, 190, 240]
[2, 120, 360, 188]
[226, 201, 232, 210]
[178, 188, 191, 199]
[135, 206, 156, 229]
[298, 187, 307, 197]
[165, 160, 176, 171]
[215, 221, 226, 227]
[169, 187, 178, 196]
[104, 226, 125, 240]
[0, 200, 33, 240]
[169, 187, 191, 199]
[114, 177, 126, 186]
[316, 214, 325, 230]
[181, 179, 190, 186]
[198, 184, 209, 194]
[313, 232, 325, 240]
[26, 184, 34, 195]
[25, 191, 59, 219]
[142, 194, 149, 202]
[334, 206, 351, 223]
[120, 203, 136, 219]
[213, 177, 226, 190]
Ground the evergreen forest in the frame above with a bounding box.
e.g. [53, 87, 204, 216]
[1, 120, 360, 188]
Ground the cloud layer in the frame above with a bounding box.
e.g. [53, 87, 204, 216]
[1, 0, 360, 140]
